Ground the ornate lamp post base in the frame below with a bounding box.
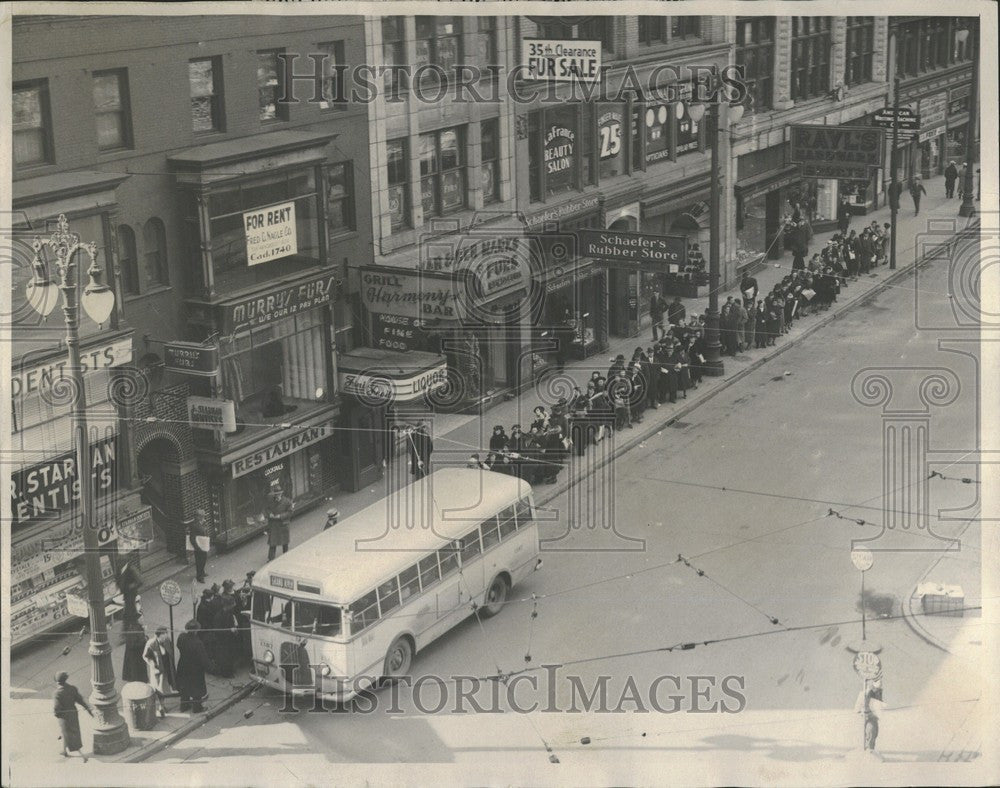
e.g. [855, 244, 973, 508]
[92, 720, 132, 756]
[701, 359, 725, 378]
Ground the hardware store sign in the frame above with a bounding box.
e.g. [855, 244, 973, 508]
[790, 125, 884, 169]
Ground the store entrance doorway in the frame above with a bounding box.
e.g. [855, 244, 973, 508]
[137, 436, 183, 552]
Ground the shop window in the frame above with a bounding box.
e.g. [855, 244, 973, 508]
[189, 57, 224, 133]
[258, 49, 288, 121]
[736, 17, 774, 113]
[528, 104, 596, 201]
[476, 17, 498, 66]
[415, 16, 462, 84]
[13, 80, 52, 167]
[845, 18, 874, 87]
[117, 224, 140, 296]
[143, 217, 169, 288]
[382, 16, 405, 99]
[220, 310, 328, 429]
[790, 17, 831, 102]
[316, 41, 346, 110]
[92, 69, 132, 151]
[640, 102, 673, 166]
[326, 162, 355, 234]
[198, 167, 321, 292]
[387, 138, 410, 231]
[419, 126, 466, 218]
[675, 100, 701, 157]
[481, 119, 501, 204]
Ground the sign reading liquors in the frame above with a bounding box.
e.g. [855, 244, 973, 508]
[187, 396, 237, 433]
[577, 229, 688, 270]
[522, 39, 601, 83]
[244, 201, 297, 266]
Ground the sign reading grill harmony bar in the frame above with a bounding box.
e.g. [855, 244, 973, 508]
[790, 125, 884, 180]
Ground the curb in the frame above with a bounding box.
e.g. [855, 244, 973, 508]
[901, 588, 951, 654]
[117, 681, 258, 763]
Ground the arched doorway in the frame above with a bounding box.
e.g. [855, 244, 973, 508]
[137, 436, 183, 552]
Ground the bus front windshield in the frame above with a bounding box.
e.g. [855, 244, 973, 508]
[251, 590, 342, 637]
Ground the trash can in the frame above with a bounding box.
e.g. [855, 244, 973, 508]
[121, 681, 158, 731]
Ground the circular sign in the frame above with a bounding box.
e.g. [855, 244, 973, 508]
[159, 579, 183, 607]
[851, 547, 874, 572]
[853, 650, 882, 679]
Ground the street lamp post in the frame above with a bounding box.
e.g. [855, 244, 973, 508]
[889, 76, 900, 270]
[689, 97, 743, 377]
[958, 19, 979, 218]
[26, 215, 130, 755]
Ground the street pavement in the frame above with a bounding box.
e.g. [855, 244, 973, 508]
[7, 172, 988, 781]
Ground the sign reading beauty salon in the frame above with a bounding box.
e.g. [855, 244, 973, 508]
[244, 201, 297, 266]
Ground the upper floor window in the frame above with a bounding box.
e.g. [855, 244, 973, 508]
[638, 17, 668, 47]
[536, 18, 614, 53]
[481, 119, 500, 204]
[527, 103, 597, 202]
[117, 224, 140, 296]
[387, 139, 410, 231]
[143, 217, 169, 288]
[845, 18, 874, 86]
[316, 41, 346, 110]
[419, 126, 466, 217]
[326, 162, 355, 234]
[476, 17, 498, 65]
[189, 58, 224, 133]
[13, 80, 52, 167]
[671, 17, 701, 39]
[93, 69, 131, 151]
[257, 49, 288, 121]
[897, 18, 972, 78]
[382, 16, 405, 99]
[736, 17, 774, 113]
[415, 16, 462, 83]
[790, 17, 831, 102]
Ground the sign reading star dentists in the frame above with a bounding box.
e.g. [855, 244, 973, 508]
[244, 200, 297, 266]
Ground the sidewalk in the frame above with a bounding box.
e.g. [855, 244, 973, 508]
[8, 170, 977, 764]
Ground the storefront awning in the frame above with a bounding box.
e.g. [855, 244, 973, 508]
[734, 165, 803, 203]
[338, 348, 448, 405]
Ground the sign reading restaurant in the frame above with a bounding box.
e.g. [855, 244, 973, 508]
[521, 39, 602, 84]
[790, 125, 884, 170]
[231, 422, 333, 477]
[577, 229, 688, 270]
[224, 271, 337, 333]
[244, 200, 297, 266]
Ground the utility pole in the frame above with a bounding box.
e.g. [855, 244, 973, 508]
[889, 76, 900, 270]
[704, 101, 724, 376]
[958, 18, 979, 218]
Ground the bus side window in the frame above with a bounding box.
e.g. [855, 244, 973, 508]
[515, 497, 533, 527]
[378, 577, 401, 616]
[349, 590, 379, 633]
[498, 505, 517, 538]
[481, 515, 500, 549]
[399, 564, 421, 602]
[438, 545, 459, 578]
[459, 529, 482, 564]
[419, 553, 442, 588]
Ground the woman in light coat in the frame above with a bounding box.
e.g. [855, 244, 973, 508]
[143, 626, 177, 717]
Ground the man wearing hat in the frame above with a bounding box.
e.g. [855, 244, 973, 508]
[944, 161, 958, 198]
[53, 671, 92, 761]
[265, 479, 293, 561]
[188, 508, 210, 583]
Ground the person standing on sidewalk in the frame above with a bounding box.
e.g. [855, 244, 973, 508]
[143, 626, 176, 718]
[836, 196, 852, 234]
[910, 176, 927, 216]
[176, 620, 214, 714]
[957, 163, 968, 199]
[188, 509, 210, 583]
[855, 677, 886, 754]
[649, 291, 667, 341]
[888, 179, 903, 212]
[53, 672, 92, 761]
[944, 161, 958, 198]
[667, 296, 686, 327]
[265, 480, 293, 561]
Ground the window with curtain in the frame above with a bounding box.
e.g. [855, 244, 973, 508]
[92, 69, 131, 151]
[117, 224, 140, 295]
[415, 16, 462, 83]
[638, 18, 668, 47]
[736, 17, 774, 113]
[13, 80, 51, 167]
[790, 17, 831, 102]
[189, 57, 224, 133]
[316, 41, 346, 110]
[476, 17, 497, 65]
[326, 162, 355, 234]
[382, 17, 405, 98]
[387, 138, 410, 231]
[257, 49, 288, 121]
[419, 126, 466, 217]
[143, 218, 169, 288]
[845, 18, 875, 86]
[481, 119, 500, 204]
[670, 17, 700, 39]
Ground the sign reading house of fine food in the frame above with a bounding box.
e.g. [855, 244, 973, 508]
[244, 200, 297, 266]
[790, 125, 884, 180]
[521, 39, 602, 83]
[577, 229, 688, 271]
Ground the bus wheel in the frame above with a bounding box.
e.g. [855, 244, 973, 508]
[383, 636, 413, 679]
[482, 574, 510, 618]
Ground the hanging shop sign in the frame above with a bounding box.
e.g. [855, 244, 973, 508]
[244, 200, 297, 266]
[164, 342, 219, 377]
[187, 396, 238, 433]
[577, 229, 688, 271]
[223, 271, 336, 333]
[360, 268, 458, 321]
[790, 125, 884, 180]
[12, 337, 132, 401]
[525, 195, 600, 230]
[10, 436, 118, 527]
[231, 422, 333, 478]
[116, 505, 154, 552]
[372, 313, 422, 352]
[521, 39, 602, 84]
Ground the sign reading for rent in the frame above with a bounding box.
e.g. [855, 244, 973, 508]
[244, 201, 297, 266]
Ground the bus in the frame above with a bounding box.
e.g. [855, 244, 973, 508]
[249, 467, 541, 702]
